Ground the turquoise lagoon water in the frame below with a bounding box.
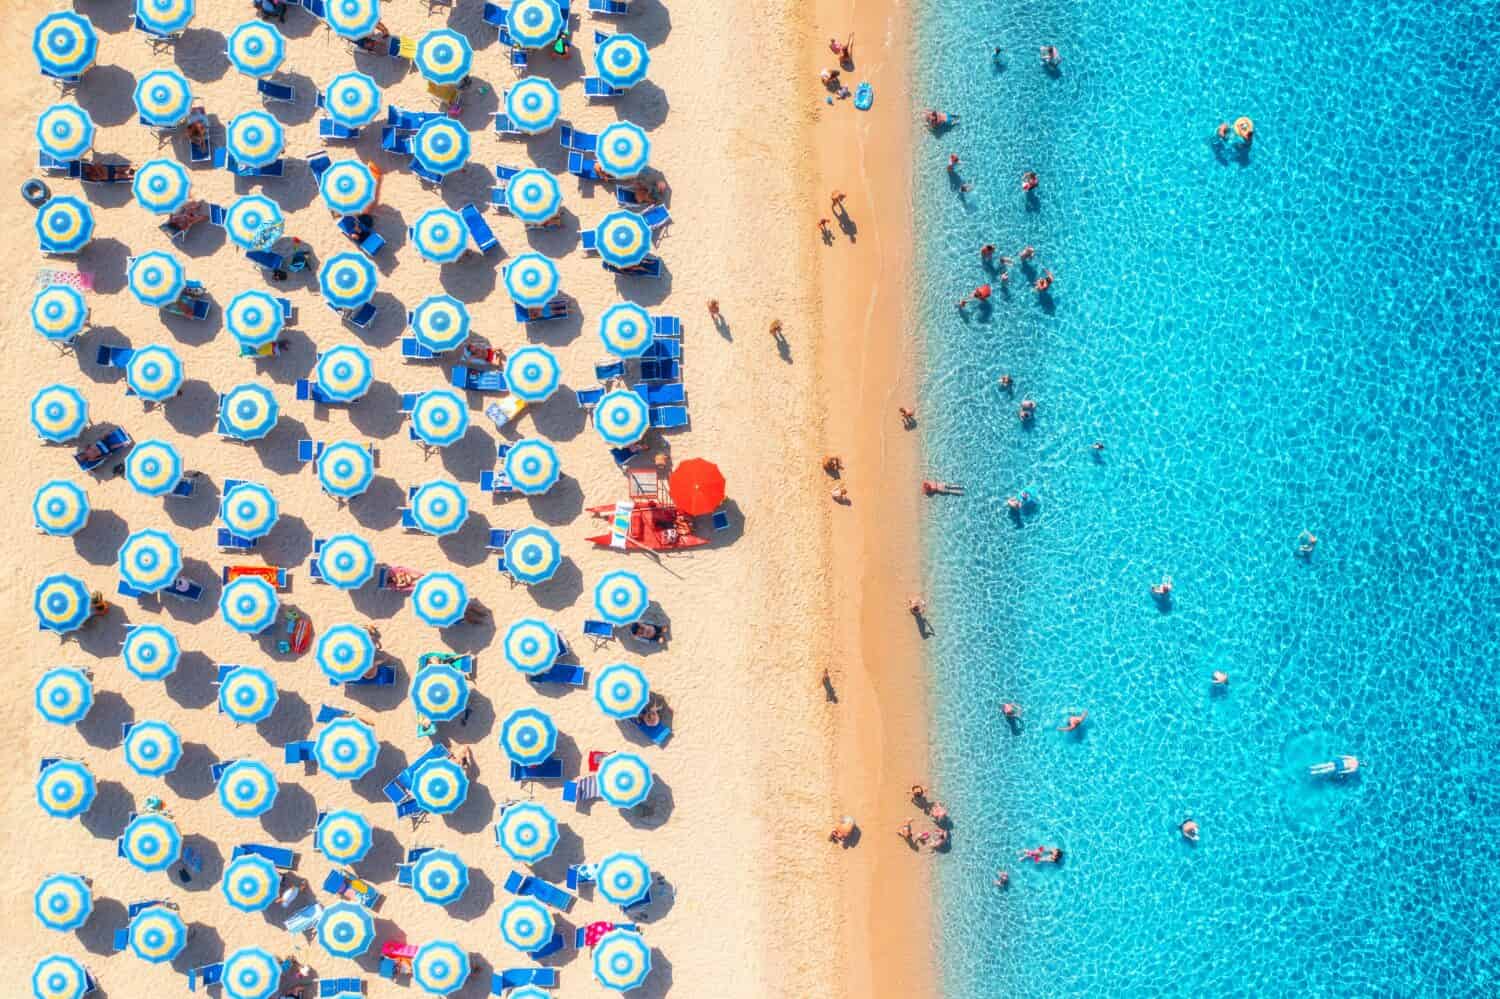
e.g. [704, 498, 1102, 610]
[912, 1, 1500, 995]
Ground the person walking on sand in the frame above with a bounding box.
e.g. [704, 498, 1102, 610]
[830, 34, 854, 65]
[899, 406, 917, 428]
[831, 190, 848, 214]
[831, 485, 849, 504]
[822, 456, 844, 475]
[707, 299, 721, 319]
[817, 218, 831, 237]
[1059, 710, 1088, 732]
[769, 319, 785, 341]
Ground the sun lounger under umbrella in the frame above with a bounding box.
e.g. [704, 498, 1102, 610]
[322, 70, 380, 129]
[495, 801, 559, 864]
[507, 0, 564, 48]
[219, 665, 277, 725]
[594, 663, 650, 720]
[136, 0, 194, 37]
[411, 389, 470, 448]
[36, 196, 93, 254]
[127, 904, 186, 963]
[412, 572, 468, 628]
[220, 482, 278, 539]
[119, 812, 182, 872]
[505, 168, 563, 224]
[315, 809, 372, 864]
[32, 954, 93, 999]
[127, 251, 186, 308]
[413, 940, 470, 996]
[504, 253, 560, 309]
[34, 480, 89, 537]
[33, 12, 97, 80]
[123, 623, 181, 680]
[132, 159, 190, 214]
[220, 946, 280, 999]
[598, 303, 654, 359]
[411, 848, 469, 906]
[593, 389, 649, 446]
[227, 20, 284, 78]
[125, 439, 183, 496]
[500, 897, 555, 954]
[219, 576, 278, 634]
[505, 79, 561, 135]
[594, 569, 649, 625]
[325, 0, 380, 39]
[594, 211, 653, 269]
[36, 103, 94, 161]
[218, 760, 278, 818]
[317, 442, 374, 500]
[411, 757, 469, 814]
[35, 873, 92, 932]
[414, 118, 471, 178]
[410, 210, 468, 264]
[225, 290, 283, 349]
[595, 851, 651, 908]
[315, 533, 375, 588]
[36, 667, 93, 726]
[119, 530, 183, 595]
[597, 751, 653, 809]
[222, 854, 279, 913]
[409, 479, 469, 535]
[410, 294, 470, 351]
[134, 69, 192, 128]
[30, 385, 87, 443]
[505, 439, 561, 495]
[415, 28, 472, 85]
[314, 717, 379, 779]
[505, 345, 561, 403]
[34, 574, 91, 633]
[319, 160, 376, 215]
[319, 252, 377, 310]
[219, 383, 279, 440]
[596, 122, 651, 179]
[314, 345, 373, 403]
[125, 344, 184, 402]
[411, 661, 470, 721]
[124, 720, 182, 777]
[503, 618, 561, 675]
[37, 759, 94, 819]
[317, 901, 374, 958]
[595, 32, 650, 90]
[500, 707, 558, 767]
[226, 110, 284, 168]
[225, 196, 283, 250]
[32, 285, 88, 344]
[504, 526, 562, 584]
[317, 623, 375, 684]
[593, 927, 652, 991]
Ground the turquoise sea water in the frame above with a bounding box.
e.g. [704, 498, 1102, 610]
[913, 2, 1500, 995]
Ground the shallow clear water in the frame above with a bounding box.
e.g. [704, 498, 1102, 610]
[912, 1, 1500, 995]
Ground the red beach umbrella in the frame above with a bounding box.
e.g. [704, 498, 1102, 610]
[668, 458, 725, 515]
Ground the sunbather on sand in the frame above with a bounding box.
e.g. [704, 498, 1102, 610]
[629, 621, 668, 644]
[385, 566, 423, 591]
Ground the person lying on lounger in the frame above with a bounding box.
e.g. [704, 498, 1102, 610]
[183, 107, 209, 143]
[637, 693, 666, 728]
[628, 621, 668, 644]
[385, 566, 423, 591]
[81, 162, 135, 183]
[165, 199, 210, 235]
[253, 0, 288, 22]
[355, 21, 391, 53]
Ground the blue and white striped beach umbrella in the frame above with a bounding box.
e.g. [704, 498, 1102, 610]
[595, 33, 650, 90]
[506, 0, 564, 48]
[409, 209, 467, 264]
[318, 252, 377, 310]
[122, 624, 181, 681]
[219, 665, 278, 725]
[494, 801, 558, 864]
[33, 12, 96, 79]
[30, 385, 87, 443]
[504, 345, 561, 403]
[36, 103, 94, 161]
[221, 482, 278, 539]
[33, 954, 90, 999]
[119, 813, 181, 872]
[314, 346, 373, 403]
[322, 71, 380, 128]
[593, 389, 649, 446]
[315, 809, 372, 863]
[218, 759, 278, 818]
[226, 110, 284, 167]
[505, 168, 563, 224]
[225, 195, 283, 250]
[594, 569, 649, 625]
[412, 849, 469, 906]
[595, 211, 653, 269]
[34, 480, 89, 537]
[414, 28, 472, 85]
[134, 69, 192, 128]
[125, 439, 182, 497]
[504, 79, 561, 135]
[126, 344, 185, 402]
[598, 303, 654, 359]
[504, 253, 560, 309]
[132, 158, 190, 214]
[499, 707, 557, 766]
[593, 928, 651, 992]
[317, 902, 374, 958]
[317, 442, 374, 499]
[128, 904, 186, 963]
[221, 946, 280, 999]
[410, 479, 468, 536]
[596, 122, 651, 179]
[37, 760, 94, 819]
[598, 752, 653, 809]
[503, 618, 559, 675]
[410, 294, 470, 350]
[499, 897, 554, 953]
[316, 623, 375, 684]
[34, 575, 90, 633]
[222, 855, 279, 912]
[325, 0, 380, 40]
[412, 757, 469, 814]
[413, 118, 470, 177]
[118, 530, 183, 595]
[412, 940, 469, 995]
[219, 382, 280, 440]
[36, 667, 93, 726]
[594, 662, 650, 720]
[35, 874, 92, 932]
[136, 0, 195, 37]
[37, 196, 93, 255]
[319, 159, 376, 215]
[226, 289, 284, 348]
[227, 21, 285, 78]
[596, 851, 651, 907]
[128, 252, 186, 308]
[411, 390, 470, 448]
[123, 720, 182, 777]
[314, 717, 378, 779]
[32, 285, 87, 343]
[316, 533, 375, 588]
[505, 439, 561, 495]
[411, 661, 469, 721]
[504, 526, 561, 585]
[219, 576, 279, 634]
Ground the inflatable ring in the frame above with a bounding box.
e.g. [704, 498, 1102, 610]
[22, 178, 50, 207]
[1234, 116, 1254, 142]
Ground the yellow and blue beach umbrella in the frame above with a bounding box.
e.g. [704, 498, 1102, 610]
[596, 122, 651, 179]
[594, 662, 650, 720]
[317, 901, 374, 958]
[494, 801, 558, 864]
[504, 79, 561, 135]
[505, 438, 561, 495]
[325, 0, 380, 40]
[322, 70, 380, 128]
[225, 195, 283, 250]
[128, 252, 186, 308]
[594, 389, 649, 446]
[410, 208, 467, 264]
[594, 569, 649, 625]
[319, 159, 376, 215]
[35, 874, 92, 932]
[219, 576, 279, 634]
[316, 533, 375, 589]
[410, 479, 468, 536]
[596, 851, 651, 908]
[36, 196, 93, 254]
[314, 717, 378, 779]
[33, 12, 97, 79]
[595, 210, 653, 269]
[411, 661, 469, 721]
[412, 572, 468, 629]
[32, 954, 90, 999]
[595, 32, 650, 90]
[316, 622, 374, 684]
[226, 110, 284, 167]
[37, 759, 94, 819]
[134, 69, 192, 128]
[503, 618, 559, 675]
[227, 20, 285, 78]
[34, 480, 89, 537]
[136, 0, 195, 37]
[318, 252, 377, 310]
[411, 389, 470, 448]
[31, 385, 87, 443]
[221, 482, 278, 539]
[504, 345, 561, 403]
[505, 168, 562, 224]
[128, 904, 186, 963]
[413, 118, 470, 177]
[122, 623, 181, 681]
[124, 720, 182, 776]
[315, 808, 372, 863]
[414, 28, 472, 85]
[221, 946, 280, 999]
[36, 103, 94, 161]
[412, 940, 469, 995]
[226, 289, 283, 348]
[222, 854, 279, 912]
[504, 526, 561, 585]
[219, 665, 278, 725]
[36, 667, 93, 726]
[412, 757, 469, 814]
[499, 897, 554, 953]
[593, 928, 652, 992]
[32, 285, 88, 343]
[503, 253, 560, 309]
[315, 346, 373, 403]
[34, 574, 90, 633]
[598, 302, 654, 359]
[125, 439, 183, 497]
[597, 752, 653, 809]
[217, 759, 278, 818]
[132, 159, 191, 214]
[410, 294, 470, 350]
[119, 813, 181, 872]
[317, 442, 375, 499]
[499, 707, 557, 766]
[119, 530, 183, 595]
[126, 344, 185, 402]
[506, 0, 564, 48]
[412, 848, 469, 906]
[219, 382, 280, 440]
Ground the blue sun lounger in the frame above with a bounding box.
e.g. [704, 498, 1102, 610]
[562, 775, 599, 805]
[217, 528, 258, 552]
[306, 149, 331, 184]
[649, 406, 687, 430]
[412, 160, 443, 186]
[606, 255, 663, 279]
[187, 962, 224, 991]
[583, 619, 615, 647]
[337, 301, 378, 329]
[337, 216, 386, 257]
[633, 716, 671, 745]
[40, 154, 81, 176]
[297, 439, 326, 463]
[315, 704, 351, 724]
[529, 663, 586, 686]
[567, 150, 604, 180]
[323, 868, 382, 909]
[387, 106, 444, 132]
[653, 315, 681, 337]
[319, 117, 359, 140]
[96, 345, 135, 368]
[461, 203, 498, 254]
[576, 387, 604, 415]
[579, 230, 598, 254]
[527, 932, 564, 961]
[589, 0, 630, 14]
[584, 77, 623, 100]
[514, 297, 570, 323]
[509, 758, 564, 782]
[503, 871, 576, 912]
[226, 154, 286, 178]
[75, 429, 133, 470]
[380, 127, 413, 156]
[640, 358, 680, 383]
[451, 367, 506, 392]
[234, 843, 298, 869]
[134, 18, 181, 48]
[566, 864, 596, 890]
[480, 470, 516, 495]
[342, 665, 396, 687]
[643, 339, 682, 360]
[318, 978, 365, 997]
[487, 528, 513, 550]
[285, 902, 323, 936]
[641, 204, 670, 231]
[401, 337, 437, 361]
[492, 968, 558, 994]
[645, 382, 685, 406]
[492, 113, 525, 138]
[257, 79, 296, 103]
[559, 125, 597, 153]
[284, 741, 315, 765]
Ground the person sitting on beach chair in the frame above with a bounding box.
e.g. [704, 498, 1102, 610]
[253, 0, 288, 22]
[355, 21, 391, 53]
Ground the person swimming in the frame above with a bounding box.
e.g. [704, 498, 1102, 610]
[922, 480, 965, 496]
[1179, 819, 1200, 842]
[923, 109, 959, 129]
[1022, 171, 1039, 192]
[1059, 710, 1088, 732]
